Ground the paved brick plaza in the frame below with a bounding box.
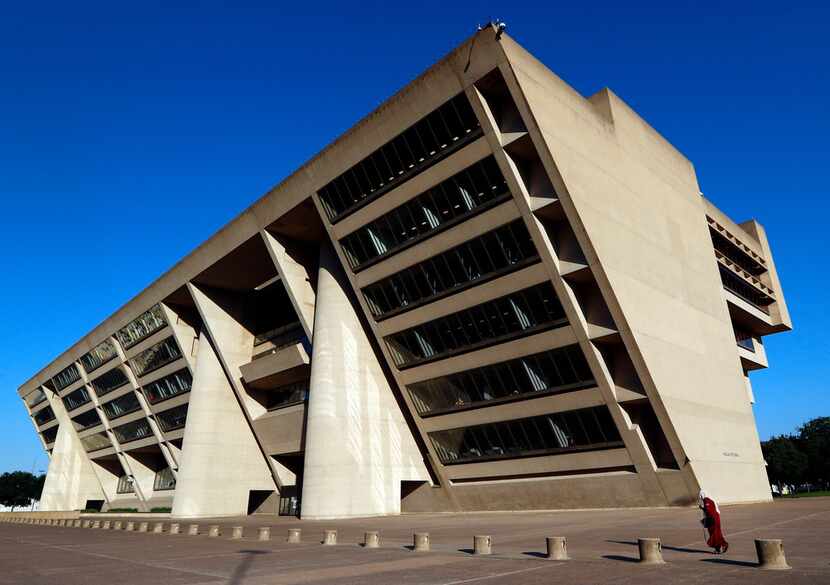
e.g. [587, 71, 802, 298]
[1, 497, 827, 584]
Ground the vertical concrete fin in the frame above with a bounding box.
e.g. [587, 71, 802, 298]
[39, 390, 106, 511]
[171, 288, 275, 518]
[301, 243, 429, 519]
[261, 229, 317, 338]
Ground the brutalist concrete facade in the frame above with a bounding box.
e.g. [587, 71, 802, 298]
[19, 27, 790, 519]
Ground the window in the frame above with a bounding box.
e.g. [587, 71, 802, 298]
[116, 304, 167, 349]
[264, 381, 308, 411]
[62, 386, 92, 411]
[80, 339, 118, 373]
[154, 467, 176, 491]
[130, 337, 182, 377]
[385, 283, 566, 368]
[41, 425, 59, 445]
[718, 266, 773, 313]
[363, 220, 539, 319]
[143, 369, 192, 404]
[155, 403, 188, 432]
[24, 389, 47, 408]
[319, 93, 482, 222]
[90, 367, 129, 397]
[429, 406, 622, 465]
[735, 329, 755, 352]
[101, 392, 142, 421]
[71, 409, 102, 431]
[52, 363, 80, 392]
[112, 418, 153, 444]
[407, 344, 594, 415]
[33, 406, 56, 426]
[116, 475, 135, 494]
[340, 156, 510, 269]
[80, 432, 111, 452]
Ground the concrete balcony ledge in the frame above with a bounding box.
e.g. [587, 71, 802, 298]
[240, 342, 309, 389]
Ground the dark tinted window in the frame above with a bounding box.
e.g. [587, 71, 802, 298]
[429, 406, 621, 464]
[363, 220, 538, 318]
[340, 156, 509, 269]
[385, 283, 566, 368]
[408, 344, 594, 415]
[319, 93, 481, 222]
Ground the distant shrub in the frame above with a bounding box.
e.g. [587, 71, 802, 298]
[150, 507, 172, 513]
[81, 508, 99, 513]
[107, 508, 139, 513]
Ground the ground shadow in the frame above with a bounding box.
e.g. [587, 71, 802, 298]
[523, 551, 550, 559]
[700, 558, 758, 568]
[228, 550, 269, 585]
[602, 554, 640, 563]
[457, 548, 475, 555]
[606, 539, 711, 554]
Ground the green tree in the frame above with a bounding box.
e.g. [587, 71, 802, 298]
[798, 417, 830, 490]
[0, 471, 40, 511]
[762, 435, 808, 493]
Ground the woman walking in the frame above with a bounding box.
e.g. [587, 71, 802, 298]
[699, 490, 729, 554]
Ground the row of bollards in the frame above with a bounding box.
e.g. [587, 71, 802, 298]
[4, 517, 791, 569]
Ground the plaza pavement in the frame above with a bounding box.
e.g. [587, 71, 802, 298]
[0, 497, 827, 584]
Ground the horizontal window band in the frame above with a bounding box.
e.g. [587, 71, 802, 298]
[347, 191, 513, 274]
[395, 318, 570, 371]
[439, 441, 626, 467]
[450, 465, 637, 484]
[372, 256, 542, 323]
[418, 380, 597, 418]
[325, 127, 485, 225]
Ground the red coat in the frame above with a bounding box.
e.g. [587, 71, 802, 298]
[702, 497, 728, 549]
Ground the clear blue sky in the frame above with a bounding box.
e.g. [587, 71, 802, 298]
[1, 1, 827, 473]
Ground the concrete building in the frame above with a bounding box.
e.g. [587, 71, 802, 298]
[18, 26, 790, 519]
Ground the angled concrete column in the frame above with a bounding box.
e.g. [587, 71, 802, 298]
[300, 244, 429, 519]
[171, 326, 274, 518]
[40, 390, 105, 511]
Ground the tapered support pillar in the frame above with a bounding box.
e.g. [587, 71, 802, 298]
[171, 318, 274, 518]
[39, 391, 106, 511]
[300, 244, 428, 519]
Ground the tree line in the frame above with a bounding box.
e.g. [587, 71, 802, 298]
[761, 416, 829, 494]
[0, 471, 46, 511]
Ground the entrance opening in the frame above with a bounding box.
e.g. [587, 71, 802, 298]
[247, 490, 277, 515]
[84, 499, 104, 512]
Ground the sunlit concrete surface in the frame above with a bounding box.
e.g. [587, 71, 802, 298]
[1, 498, 827, 584]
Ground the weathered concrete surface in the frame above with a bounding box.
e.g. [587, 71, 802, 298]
[0, 498, 826, 584]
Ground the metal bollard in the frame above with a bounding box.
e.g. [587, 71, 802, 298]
[169, 523, 181, 535]
[323, 529, 337, 545]
[138, 522, 149, 533]
[113, 521, 122, 530]
[208, 525, 221, 538]
[286, 528, 300, 543]
[102, 520, 111, 530]
[258, 527, 271, 541]
[126, 521, 135, 531]
[231, 526, 244, 540]
[364, 531, 380, 548]
[188, 524, 199, 536]
[413, 532, 430, 552]
[473, 535, 492, 555]
[153, 522, 164, 534]
[755, 539, 791, 570]
[546, 536, 569, 560]
[638, 538, 665, 565]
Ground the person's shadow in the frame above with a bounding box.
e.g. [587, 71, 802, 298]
[228, 550, 269, 585]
